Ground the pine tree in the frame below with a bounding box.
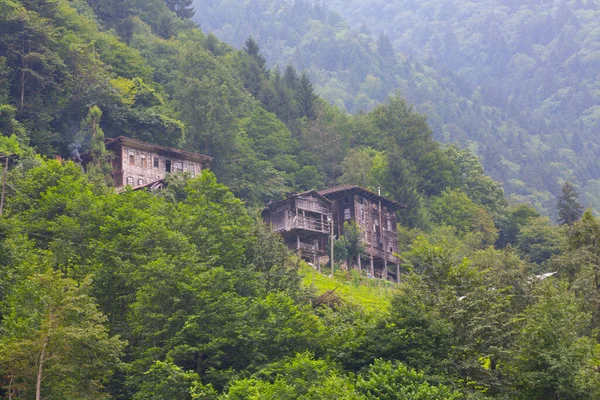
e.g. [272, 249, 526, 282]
[283, 65, 299, 90]
[297, 71, 317, 119]
[243, 36, 267, 74]
[165, 0, 195, 19]
[557, 181, 584, 225]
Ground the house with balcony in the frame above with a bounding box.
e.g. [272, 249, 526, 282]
[262, 191, 332, 268]
[318, 185, 404, 280]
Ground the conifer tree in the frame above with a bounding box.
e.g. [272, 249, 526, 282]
[297, 71, 317, 119]
[243, 36, 267, 74]
[557, 181, 584, 225]
[165, 0, 195, 19]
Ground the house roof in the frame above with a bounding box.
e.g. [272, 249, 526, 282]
[318, 185, 405, 210]
[105, 136, 213, 164]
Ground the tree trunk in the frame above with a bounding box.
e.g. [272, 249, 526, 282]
[20, 34, 26, 113]
[36, 335, 49, 400]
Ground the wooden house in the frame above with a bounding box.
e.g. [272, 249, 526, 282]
[319, 185, 404, 280]
[93, 136, 213, 190]
[262, 191, 332, 267]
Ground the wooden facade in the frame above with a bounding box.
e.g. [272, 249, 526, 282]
[262, 191, 332, 266]
[319, 185, 404, 280]
[98, 136, 212, 190]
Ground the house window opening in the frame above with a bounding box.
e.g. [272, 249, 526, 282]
[153, 157, 159, 169]
[138, 179, 144, 186]
[126, 176, 134, 186]
[165, 160, 171, 173]
[140, 156, 147, 168]
[129, 154, 135, 166]
[344, 208, 351, 220]
[343, 197, 350, 205]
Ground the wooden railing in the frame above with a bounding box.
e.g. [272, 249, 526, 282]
[291, 215, 330, 233]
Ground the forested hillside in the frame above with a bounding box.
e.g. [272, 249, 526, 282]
[192, 0, 600, 217]
[3, 0, 600, 399]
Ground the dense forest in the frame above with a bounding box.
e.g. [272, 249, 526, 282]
[192, 0, 600, 217]
[2, 0, 600, 399]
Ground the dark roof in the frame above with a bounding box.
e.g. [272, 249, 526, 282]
[133, 179, 166, 191]
[105, 136, 213, 164]
[318, 185, 405, 210]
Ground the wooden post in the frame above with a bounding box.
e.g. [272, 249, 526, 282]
[397, 263, 401, 283]
[317, 250, 321, 273]
[357, 255, 362, 272]
[330, 214, 334, 277]
[370, 255, 374, 278]
[384, 259, 388, 280]
[0, 157, 8, 217]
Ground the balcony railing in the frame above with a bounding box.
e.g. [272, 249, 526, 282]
[291, 215, 330, 233]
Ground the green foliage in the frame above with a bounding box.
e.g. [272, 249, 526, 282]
[224, 352, 362, 399]
[193, 0, 600, 216]
[430, 189, 498, 246]
[0, 271, 125, 399]
[356, 359, 462, 399]
[165, 0, 195, 20]
[4, 2, 600, 399]
[132, 360, 217, 400]
[557, 181, 584, 225]
[336, 220, 366, 268]
[516, 216, 562, 266]
[509, 280, 600, 400]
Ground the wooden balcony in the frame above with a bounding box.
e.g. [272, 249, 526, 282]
[271, 211, 330, 234]
[290, 214, 330, 234]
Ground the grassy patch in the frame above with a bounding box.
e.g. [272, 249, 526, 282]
[299, 261, 396, 313]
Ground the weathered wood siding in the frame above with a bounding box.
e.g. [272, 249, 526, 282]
[116, 145, 204, 188]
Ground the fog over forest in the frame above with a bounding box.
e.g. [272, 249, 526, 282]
[3, 1, 600, 399]
[194, 0, 600, 217]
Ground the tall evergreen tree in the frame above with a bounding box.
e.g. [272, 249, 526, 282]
[297, 71, 317, 119]
[165, 0, 195, 19]
[243, 36, 267, 74]
[557, 181, 584, 225]
[283, 64, 299, 90]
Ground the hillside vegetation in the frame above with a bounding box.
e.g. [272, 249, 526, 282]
[193, 0, 600, 216]
[2, 0, 600, 399]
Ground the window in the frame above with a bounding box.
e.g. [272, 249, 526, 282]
[344, 208, 351, 220]
[153, 157, 159, 169]
[129, 154, 135, 166]
[140, 156, 147, 168]
[165, 160, 171, 173]
[387, 218, 392, 231]
[190, 166, 196, 178]
[360, 208, 365, 221]
[126, 176, 134, 186]
[343, 197, 350, 205]
[138, 179, 144, 186]
[175, 161, 184, 172]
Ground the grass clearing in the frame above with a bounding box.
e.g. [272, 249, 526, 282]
[299, 261, 396, 313]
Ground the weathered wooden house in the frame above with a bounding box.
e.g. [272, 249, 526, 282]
[262, 191, 332, 267]
[97, 136, 212, 190]
[319, 185, 404, 280]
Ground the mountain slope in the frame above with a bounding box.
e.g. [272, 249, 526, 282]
[192, 0, 600, 216]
